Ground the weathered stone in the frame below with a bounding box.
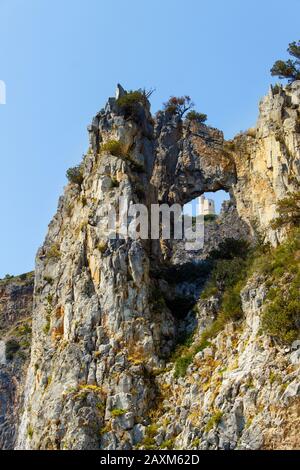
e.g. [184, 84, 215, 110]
[0, 274, 33, 449]
[5, 82, 299, 451]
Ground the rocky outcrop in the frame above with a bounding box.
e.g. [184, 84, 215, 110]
[144, 275, 300, 450]
[152, 82, 300, 244]
[152, 112, 236, 205]
[13, 82, 300, 450]
[16, 93, 176, 450]
[231, 81, 300, 243]
[0, 273, 33, 449]
[0, 273, 34, 332]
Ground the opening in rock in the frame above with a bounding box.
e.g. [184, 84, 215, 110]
[165, 190, 233, 321]
[183, 190, 230, 218]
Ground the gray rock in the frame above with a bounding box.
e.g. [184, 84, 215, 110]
[115, 83, 126, 100]
[290, 349, 300, 365]
[282, 381, 300, 403]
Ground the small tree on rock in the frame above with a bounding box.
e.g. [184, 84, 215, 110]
[66, 164, 84, 186]
[163, 96, 194, 118]
[271, 191, 300, 230]
[271, 40, 300, 82]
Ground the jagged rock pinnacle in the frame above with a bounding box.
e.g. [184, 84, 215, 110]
[115, 83, 126, 100]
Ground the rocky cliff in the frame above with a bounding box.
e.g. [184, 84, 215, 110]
[4, 82, 299, 450]
[138, 271, 300, 450]
[231, 81, 300, 243]
[0, 273, 34, 449]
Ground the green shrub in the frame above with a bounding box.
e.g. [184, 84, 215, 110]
[27, 425, 34, 439]
[220, 281, 244, 321]
[270, 191, 300, 230]
[262, 272, 300, 343]
[145, 424, 159, 438]
[205, 410, 223, 432]
[198, 239, 252, 346]
[99, 426, 109, 436]
[43, 316, 50, 335]
[194, 319, 225, 353]
[5, 339, 20, 360]
[200, 284, 218, 299]
[117, 89, 147, 108]
[191, 437, 200, 448]
[139, 436, 156, 449]
[117, 89, 151, 121]
[194, 338, 212, 354]
[97, 241, 108, 254]
[16, 322, 32, 337]
[186, 110, 207, 123]
[111, 408, 126, 417]
[66, 165, 83, 185]
[252, 227, 300, 343]
[100, 140, 126, 157]
[204, 214, 217, 222]
[206, 257, 247, 292]
[174, 355, 193, 378]
[46, 243, 61, 260]
[209, 238, 250, 260]
[169, 328, 196, 367]
[170, 228, 300, 378]
[160, 439, 174, 450]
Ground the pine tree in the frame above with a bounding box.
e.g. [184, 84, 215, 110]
[271, 41, 300, 82]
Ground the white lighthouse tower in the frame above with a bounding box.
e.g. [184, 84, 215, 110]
[198, 195, 215, 216]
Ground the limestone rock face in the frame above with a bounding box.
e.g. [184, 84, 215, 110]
[151, 275, 300, 450]
[152, 112, 236, 205]
[0, 274, 34, 332]
[16, 95, 176, 450]
[152, 82, 300, 242]
[0, 273, 33, 449]
[12, 82, 300, 450]
[231, 81, 300, 242]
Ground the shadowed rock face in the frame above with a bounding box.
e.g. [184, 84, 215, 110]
[0, 276, 34, 332]
[152, 112, 236, 205]
[0, 274, 34, 449]
[11, 83, 300, 450]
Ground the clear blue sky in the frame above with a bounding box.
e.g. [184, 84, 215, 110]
[0, 0, 299, 278]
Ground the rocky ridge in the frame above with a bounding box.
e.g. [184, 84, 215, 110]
[0, 81, 298, 449]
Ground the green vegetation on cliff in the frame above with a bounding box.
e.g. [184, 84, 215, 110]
[271, 40, 300, 82]
[173, 202, 300, 377]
